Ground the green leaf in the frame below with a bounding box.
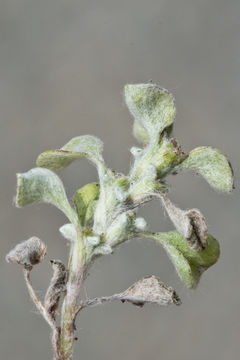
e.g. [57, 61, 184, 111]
[36, 135, 104, 171]
[74, 183, 100, 227]
[125, 83, 176, 140]
[133, 135, 186, 180]
[178, 146, 234, 192]
[132, 120, 150, 144]
[129, 164, 165, 202]
[142, 231, 220, 289]
[132, 118, 173, 146]
[16, 168, 77, 224]
[105, 211, 135, 246]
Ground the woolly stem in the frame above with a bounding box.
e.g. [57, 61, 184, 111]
[59, 228, 86, 360]
[23, 267, 62, 360]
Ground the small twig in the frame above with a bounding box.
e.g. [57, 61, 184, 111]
[23, 267, 62, 360]
[81, 294, 121, 310]
[79, 276, 181, 311]
[23, 267, 56, 329]
[71, 293, 117, 331]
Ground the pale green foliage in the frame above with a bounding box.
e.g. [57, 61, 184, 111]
[74, 183, 99, 227]
[92, 243, 112, 256]
[142, 232, 220, 289]
[132, 120, 149, 144]
[104, 211, 135, 246]
[9, 82, 235, 360]
[134, 217, 147, 231]
[14, 83, 233, 289]
[178, 146, 234, 192]
[129, 134, 186, 181]
[36, 135, 104, 171]
[59, 224, 77, 243]
[86, 235, 100, 246]
[125, 84, 176, 141]
[92, 170, 130, 235]
[129, 164, 164, 201]
[16, 168, 77, 224]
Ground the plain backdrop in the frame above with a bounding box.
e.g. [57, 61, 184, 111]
[1, 1, 240, 359]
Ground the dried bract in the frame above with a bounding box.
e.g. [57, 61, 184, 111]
[44, 260, 67, 320]
[160, 194, 207, 252]
[120, 275, 181, 306]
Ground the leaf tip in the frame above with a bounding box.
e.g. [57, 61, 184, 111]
[15, 172, 24, 208]
[179, 146, 234, 193]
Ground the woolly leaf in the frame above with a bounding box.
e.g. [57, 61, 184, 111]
[59, 224, 77, 242]
[86, 235, 100, 246]
[134, 217, 147, 231]
[142, 231, 220, 289]
[125, 83, 176, 140]
[36, 135, 104, 171]
[178, 146, 234, 192]
[16, 168, 77, 223]
[74, 183, 100, 227]
[92, 243, 112, 256]
[105, 212, 135, 246]
[129, 164, 165, 204]
[132, 120, 150, 144]
[131, 135, 186, 181]
[132, 120, 173, 145]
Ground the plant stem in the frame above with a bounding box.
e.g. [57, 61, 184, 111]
[23, 267, 62, 360]
[59, 229, 86, 360]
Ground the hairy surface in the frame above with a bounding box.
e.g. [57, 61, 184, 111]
[44, 260, 67, 320]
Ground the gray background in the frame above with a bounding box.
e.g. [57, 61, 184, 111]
[1, 0, 240, 359]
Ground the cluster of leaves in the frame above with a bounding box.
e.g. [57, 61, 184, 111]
[14, 83, 233, 289]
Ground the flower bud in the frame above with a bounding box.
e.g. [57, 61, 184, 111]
[6, 237, 46, 268]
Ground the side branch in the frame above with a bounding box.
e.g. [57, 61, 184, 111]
[77, 276, 181, 312]
[23, 267, 62, 360]
[81, 294, 122, 310]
